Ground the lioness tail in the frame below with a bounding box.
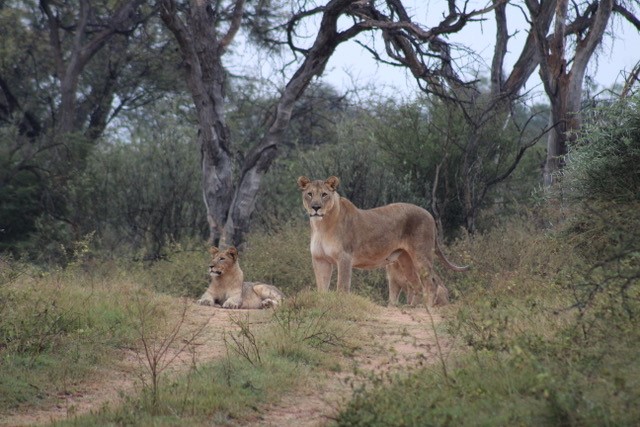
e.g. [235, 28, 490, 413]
[435, 239, 469, 272]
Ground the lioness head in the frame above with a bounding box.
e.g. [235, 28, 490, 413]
[297, 176, 340, 220]
[208, 246, 238, 277]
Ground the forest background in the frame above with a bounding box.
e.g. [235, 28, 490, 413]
[1, 0, 639, 425]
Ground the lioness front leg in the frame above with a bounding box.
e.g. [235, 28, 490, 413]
[312, 258, 333, 291]
[197, 291, 215, 306]
[336, 256, 353, 292]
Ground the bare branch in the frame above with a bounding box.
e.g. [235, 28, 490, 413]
[220, 0, 247, 53]
[614, 3, 640, 30]
[572, 0, 613, 77]
[621, 61, 640, 98]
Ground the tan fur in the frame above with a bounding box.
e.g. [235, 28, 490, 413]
[197, 247, 285, 309]
[297, 176, 468, 307]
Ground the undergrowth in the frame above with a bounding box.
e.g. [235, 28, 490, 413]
[56, 291, 375, 426]
[335, 209, 640, 426]
[0, 261, 155, 412]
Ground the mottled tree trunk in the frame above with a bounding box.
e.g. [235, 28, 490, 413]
[531, 0, 614, 185]
[160, 0, 240, 245]
[162, 0, 367, 247]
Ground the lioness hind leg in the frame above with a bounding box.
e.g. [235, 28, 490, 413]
[387, 252, 423, 306]
[252, 284, 284, 300]
[431, 273, 450, 307]
[260, 298, 279, 308]
[252, 284, 284, 306]
[386, 263, 403, 305]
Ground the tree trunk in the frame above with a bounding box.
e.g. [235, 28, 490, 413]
[534, 0, 614, 185]
[160, 0, 238, 245]
[221, 0, 358, 246]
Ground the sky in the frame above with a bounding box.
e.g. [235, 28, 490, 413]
[319, 1, 640, 101]
[230, 1, 640, 103]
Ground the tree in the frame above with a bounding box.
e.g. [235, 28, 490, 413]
[528, 0, 613, 185]
[335, 0, 553, 232]
[0, 0, 169, 248]
[333, 0, 639, 222]
[159, 0, 509, 246]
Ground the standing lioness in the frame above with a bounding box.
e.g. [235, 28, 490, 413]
[197, 247, 284, 309]
[297, 176, 467, 306]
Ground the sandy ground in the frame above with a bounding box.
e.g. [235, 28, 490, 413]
[1, 303, 452, 427]
[250, 307, 453, 427]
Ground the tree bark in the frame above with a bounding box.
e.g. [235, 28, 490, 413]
[531, 0, 614, 185]
[160, 0, 238, 245]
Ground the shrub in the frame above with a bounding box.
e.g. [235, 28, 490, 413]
[131, 243, 210, 298]
[559, 95, 640, 318]
[564, 95, 640, 203]
[336, 214, 640, 426]
[0, 261, 146, 412]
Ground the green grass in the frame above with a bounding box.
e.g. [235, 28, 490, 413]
[0, 261, 170, 413]
[62, 356, 306, 426]
[54, 291, 376, 426]
[335, 212, 640, 427]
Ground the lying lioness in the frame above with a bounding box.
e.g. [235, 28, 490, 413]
[297, 175, 468, 306]
[197, 247, 284, 309]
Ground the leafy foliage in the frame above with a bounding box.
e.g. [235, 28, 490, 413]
[336, 216, 640, 426]
[0, 261, 144, 411]
[68, 99, 207, 259]
[564, 94, 640, 202]
[336, 95, 640, 427]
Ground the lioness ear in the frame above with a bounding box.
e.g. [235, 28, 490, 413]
[227, 247, 238, 261]
[297, 176, 311, 190]
[326, 176, 340, 191]
[209, 246, 220, 256]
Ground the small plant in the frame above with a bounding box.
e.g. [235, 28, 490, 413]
[129, 292, 211, 411]
[224, 314, 263, 367]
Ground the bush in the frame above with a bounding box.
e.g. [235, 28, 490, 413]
[0, 261, 147, 412]
[559, 95, 640, 317]
[336, 216, 640, 426]
[564, 95, 640, 203]
[130, 243, 211, 298]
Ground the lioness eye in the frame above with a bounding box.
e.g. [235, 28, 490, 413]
[306, 192, 312, 197]
[322, 192, 328, 197]
[219, 257, 225, 261]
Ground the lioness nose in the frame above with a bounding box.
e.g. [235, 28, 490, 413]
[311, 204, 321, 212]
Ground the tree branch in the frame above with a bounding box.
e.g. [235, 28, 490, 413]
[220, 0, 246, 53]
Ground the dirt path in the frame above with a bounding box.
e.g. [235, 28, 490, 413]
[251, 307, 453, 427]
[1, 304, 451, 427]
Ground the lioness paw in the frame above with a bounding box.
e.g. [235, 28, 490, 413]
[197, 297, 214, 306]
[222, 300, 241, 309]
[261, 298, 279, 308]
